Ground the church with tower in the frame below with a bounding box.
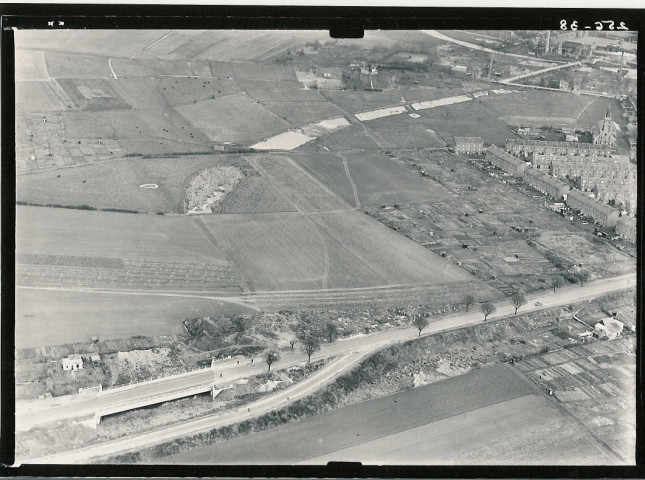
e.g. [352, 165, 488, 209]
[593, 108, 618, 148]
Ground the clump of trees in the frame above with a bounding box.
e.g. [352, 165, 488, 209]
[575, 269, 590, 286]
[464, 294, 475, 312]
[550, 276, 565, 294]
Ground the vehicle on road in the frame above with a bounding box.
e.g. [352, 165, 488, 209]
[535, 301, 543, 306]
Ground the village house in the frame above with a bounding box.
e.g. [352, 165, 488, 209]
[62, 355, 84, 371]
[594, 317, 624, 339]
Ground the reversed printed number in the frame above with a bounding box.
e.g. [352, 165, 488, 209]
[560, 20, 578, 30]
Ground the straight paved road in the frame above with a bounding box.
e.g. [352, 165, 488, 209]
[18, 273, 635, 455]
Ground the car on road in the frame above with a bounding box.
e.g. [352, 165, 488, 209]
[535, 301, 543, 307]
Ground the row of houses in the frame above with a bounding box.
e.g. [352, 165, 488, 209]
[486, 147, 629, 233]
[615, 216, 637, 243]
[506, 139, 612, 157]
[565, 189, 620, 228]
[454, 137, 485, 155]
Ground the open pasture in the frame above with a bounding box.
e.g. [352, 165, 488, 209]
[15, 49, 50, 81]
[217, 175, 299, 214]
[176, 94, 291, 144]
[363, 113, 446, 148]
[171, 364, 609, 465]
[15, 81, 69, 112]
[312, 125, 383, 152]
[261, 101, 347, 126]
[17, 155, 233, 214]
[108, 78, 170, 110]
[57, 78, 131, 110]
[246, 155, 349, 211]
[16, 30, 172, 58]
[159, 76, 240, 107]
[44, 51, 113, 79]
[481, 89, 602, 126]
[294, 150, 450, 207]
[234, 79, 324, 104]
[57, 109, 213, 156]
[197, 208, 469, 291]
[231, 62, 297, 81]
[413, 100, 518, 147]
[16, 206, 229, 264]
[15, 288, 255, 349]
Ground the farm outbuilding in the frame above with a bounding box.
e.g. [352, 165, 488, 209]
[62, 355, 84, 371]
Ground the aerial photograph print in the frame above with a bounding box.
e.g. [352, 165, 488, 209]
[12, 24, 638, 467]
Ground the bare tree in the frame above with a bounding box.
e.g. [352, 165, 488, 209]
[511, 292, 526, 315]
[464, 294, 475, 312]
[481, 302, 496, 321]
[550, 276, 565, 294]
[301, 336, 321, 362]
[575, 269, 590, 286]
[288, 338, 297, 350]
[324, 321, 338, 343]
[265, 350, 279, 372]
[411, 313, 429, 337]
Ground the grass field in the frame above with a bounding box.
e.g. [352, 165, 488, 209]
[176, 94, 291, 144]
[293, 150, 450, 207]
[261, 101, 347, 126]
[15, 82, 69, 112]
[169, 363, 613, 465]
[234, 79, 323, 103]
[196, 209, 469, 291]
[158, 77, 241, 107]
[15, 288, 255, 349]
[362, 113, 446, 148]
[17, 155, 234, 213]
[246, 155, 349, 211]
[44, 51, 113, 79]
[16, 206, 228, 264]
[15, 49, 50, 81]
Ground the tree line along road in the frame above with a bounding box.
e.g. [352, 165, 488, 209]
[20, 272, 635, 464]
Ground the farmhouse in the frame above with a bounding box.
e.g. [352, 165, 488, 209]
[615, 216, 636, 243]
[62, 355, 84, 371]
[565, 189, 620, 228]
[594, 317, 624, 339]
[486, 145, 527, 177]
[523, 168, 570, 200]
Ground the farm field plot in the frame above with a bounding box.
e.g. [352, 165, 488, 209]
[230, 62, 297, 81]
[481, 90, 605, 127]
[15, 49, 50, 80]
[15, 30, 172, 58]
[44, 52, 113, 79]
[17, 155, 233, 213]
[217, 176, 299, 214]
[158, 77, 241, 107]
[57, 78, 131, 110]
[294, 151, 451, 207]
[234, 79, 324, 103]
[171, 364, 611, 465]
[176, 94, 290, 144]
[16, 206, 229, 264]
[15, 288, 255, 349]
[16, 255, 243, 293]
[313, 125, 382, 152]
[246, 155, 349, 212]
[304, 394, 613, 465]
[15, 82, 69, 112]
[261, 101, 347, 126]
[363, 114, 446, 148]
[108, 78, 170, 110]
[412, 101, 518, 147]
[517, 337, 636, 464]
[57, 109, 213, 156]
[287, 153, 355, 206]
[197, 209, 469, 291]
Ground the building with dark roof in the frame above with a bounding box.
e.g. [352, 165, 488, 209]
[454, 136, 485, 154]
[486, 145, 527, 177]
[523, 168, 570, 200]
[565, 189, 620, 228]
